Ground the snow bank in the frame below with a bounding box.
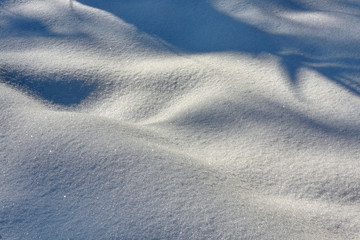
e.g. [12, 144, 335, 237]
[1, 0, 359, 239]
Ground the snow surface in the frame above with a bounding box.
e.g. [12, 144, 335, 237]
[1, 0, 360, 239]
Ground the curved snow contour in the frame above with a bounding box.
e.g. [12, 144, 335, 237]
[1, 0, 360, 239]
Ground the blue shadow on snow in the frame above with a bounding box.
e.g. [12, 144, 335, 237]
[77, 0, 360, 96]
[0, 67, 96, 106]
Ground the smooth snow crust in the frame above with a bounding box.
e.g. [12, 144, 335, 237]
[1, 0, 360, 239]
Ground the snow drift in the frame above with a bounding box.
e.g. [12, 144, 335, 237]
[1, 0, 360, 239]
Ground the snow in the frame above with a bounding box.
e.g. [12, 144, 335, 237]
[1, 0, 360, 239]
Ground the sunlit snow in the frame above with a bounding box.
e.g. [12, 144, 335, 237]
[1, 0, 359, 239]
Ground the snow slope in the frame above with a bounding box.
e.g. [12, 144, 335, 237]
[1, 0, 360, 239]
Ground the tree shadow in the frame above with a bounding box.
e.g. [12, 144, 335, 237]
[0, 7, 87, 39]
[0, 67, 97, 106]
[2, 0, 360, 105]
[166, 97, 360, 141]
[1, 15, 52, 38]
[76, 0, 278, 53]
[305, 57, 360, 95]
[76, 0, 360, 97]
[0, 4, 95, 107]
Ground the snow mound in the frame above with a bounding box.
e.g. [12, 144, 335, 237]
[1, 0, 360, 239]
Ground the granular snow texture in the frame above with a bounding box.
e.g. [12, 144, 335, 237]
[1, 0, 360, 239]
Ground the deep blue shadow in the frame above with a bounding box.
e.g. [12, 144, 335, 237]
[77, 0, 278, 53]
[309, 58, 360, 95]
[0, 8, 88, 39]
[77, 0, 360, 96]
[0, 8, 94, 107]
[2, 0, 360, 104]
[7, 17, 50, 37]
[0, 67, 96, 106]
